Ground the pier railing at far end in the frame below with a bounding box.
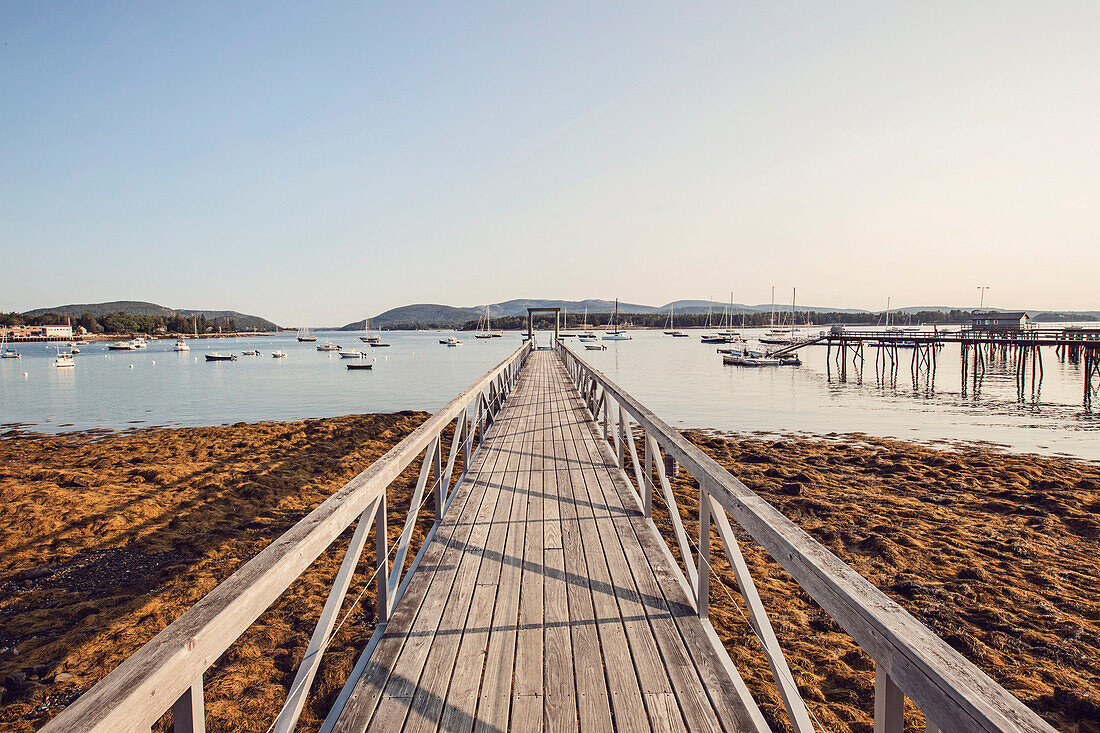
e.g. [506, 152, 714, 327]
[41, 343, 532, 733]
[558, 342, 1056, 733]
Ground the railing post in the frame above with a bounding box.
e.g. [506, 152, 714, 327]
[433, 434, 444, 520]
[642, 432, 653, 517]
[602, 398, 610, 441]
[375, 496, 389, 621]
[697, 484, 711, 619]
[663, 452, 678, 479]
[875, 665, 905, 733]
[463, 405, 471, 470]
[172, 678, 204, 733]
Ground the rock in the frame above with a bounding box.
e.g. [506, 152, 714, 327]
[9, 565, 58, 582]
[5, 672, 27, 688]
[780, 481, 804, 496]
[53, 673, 73, 684]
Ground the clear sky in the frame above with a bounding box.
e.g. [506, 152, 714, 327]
[2, 1, 1097, 325]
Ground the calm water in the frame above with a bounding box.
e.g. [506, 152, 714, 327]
[2, 327, 1097, 460]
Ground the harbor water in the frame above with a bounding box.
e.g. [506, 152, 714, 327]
[1, 327, 1096, 460]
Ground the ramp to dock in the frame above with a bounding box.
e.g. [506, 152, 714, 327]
[330, 351, 761, 732]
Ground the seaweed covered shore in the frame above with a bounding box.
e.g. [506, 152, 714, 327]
[1, 419, 1097, 731]
[671, 431, 1100, 733]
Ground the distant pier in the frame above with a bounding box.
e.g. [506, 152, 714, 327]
[771, 326, 1100, 407]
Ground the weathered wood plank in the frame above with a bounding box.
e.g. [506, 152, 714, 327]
[333, 367, 530, 731]
[467, 356, 538, 733]
[555, 369, 652, 733]
[554, 366, 615, 733]
[553, 365, 724, 732]
[381, 368, 537, 731]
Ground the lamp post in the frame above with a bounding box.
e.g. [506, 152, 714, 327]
[977, 286, 990, 310]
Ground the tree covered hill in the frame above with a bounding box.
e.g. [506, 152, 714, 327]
[11, 301, 279, 333]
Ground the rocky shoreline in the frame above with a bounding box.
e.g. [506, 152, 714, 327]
[1, 419, 1097, 731]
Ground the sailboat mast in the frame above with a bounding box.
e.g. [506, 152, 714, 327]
[791, 288, 796, 333]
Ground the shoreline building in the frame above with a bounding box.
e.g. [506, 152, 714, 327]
[970, 311, 1030, 331]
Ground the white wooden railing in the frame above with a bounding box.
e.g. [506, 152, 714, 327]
[558, 343, 1056, 733]
[41, 343, 531, 733]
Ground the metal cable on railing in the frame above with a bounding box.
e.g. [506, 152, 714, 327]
[257, 400, 504, 733]
[656, 486, 828, 733]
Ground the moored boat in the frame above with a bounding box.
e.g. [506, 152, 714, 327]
[205, 352, 237, 361]
[272, 351, 287, 358]
[346, 362, 374, 370]
[54, 347, 75, 368]
[316, 341, 340, 352]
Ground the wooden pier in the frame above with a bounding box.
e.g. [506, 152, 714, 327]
[42, 343, 1058, 733]
[803, 327, 1100, 404]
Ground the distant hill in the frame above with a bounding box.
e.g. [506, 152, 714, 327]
[659, 299, 870, 315]
[478, 299, 658, 318]
[26, 301, 279, 331]
[26, 300, 176, 318]
[342, 304, 482, 330]
[338, 298, 1099, 330]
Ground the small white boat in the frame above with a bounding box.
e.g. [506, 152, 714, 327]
[132, 337, 148, 349]
[741, 357, 781, 367]
[272, 351, 287, 358]
[108, 340, 138, 351]
[446, 337, 463, 347]
[242, 349, 261, 356]
[340, 349, 367, 358]
[317, 341, 340, 352]
[54, 348, 75, 368]
[174, 339, 190, 352]
[584, 342, 607, 350]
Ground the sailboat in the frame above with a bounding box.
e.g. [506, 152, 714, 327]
[760, 288, 804, 345]
[700, 299, 723, 342]
[578, 308, 596, 340]
[602, 299, 632, 340]
[1, 332, 19, 358]
[359, 316, 381, 343]
[475, 306, 494, 338]
[297, 318, 317, 342]
[871, 297, 916, 348]
[717, 292, 742, 342]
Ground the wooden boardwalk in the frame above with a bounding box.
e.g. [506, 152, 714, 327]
[332, 350, 760, 732]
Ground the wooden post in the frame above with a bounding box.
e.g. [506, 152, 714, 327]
[375, 498, 389, 621]
[875, 665, 905, 733]
[697, 485, 711, 618]
[172, 679, 204, 733]
[663, 452, 678, 479]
